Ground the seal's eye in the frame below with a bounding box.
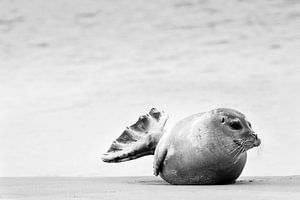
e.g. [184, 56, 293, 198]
[220, 117, 225, 123]
[229, 121, 242, 130]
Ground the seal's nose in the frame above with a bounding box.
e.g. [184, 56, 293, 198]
[246, 132, 260, 147]
[253, 138, 261, 147]
[250, 133, 261, 147]
[252, 133, 258, 140]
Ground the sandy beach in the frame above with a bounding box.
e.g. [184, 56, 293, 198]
[0, 0, 300, 185]
[1, 176, 300, 200]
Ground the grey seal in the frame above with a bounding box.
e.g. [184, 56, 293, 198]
[101, 108, 261, 185]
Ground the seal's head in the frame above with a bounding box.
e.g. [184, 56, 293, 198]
[211, 108, 261, 154]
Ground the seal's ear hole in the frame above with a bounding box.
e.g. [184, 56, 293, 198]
[229, 121, 242, 130]
[220, 117, 225, 123]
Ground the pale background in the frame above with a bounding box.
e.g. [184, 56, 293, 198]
[0, 0, 299, 177]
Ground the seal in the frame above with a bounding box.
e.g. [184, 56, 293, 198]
[101, 108, 261, 185]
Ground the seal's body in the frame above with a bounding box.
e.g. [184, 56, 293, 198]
[154, 111, 248, 184]
[102, 108, 261, 185]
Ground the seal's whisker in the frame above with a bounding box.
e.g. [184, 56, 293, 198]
[233, 146, 244, 159]
[230, 145, 242, 155]
[259, 143, 264, 150]
[233, 150, 240, 159]
[234, 147, 242, 157]
[256, 147, 261, 156]
[229, 145, 240, 153]
[256, 143, 263, 155]
[236, 148, 243, 158]
[241, 139, 251, 144]
[233, 146, 244, 164]
[243, 146, 246, 153]
[240, 139, 252, 148]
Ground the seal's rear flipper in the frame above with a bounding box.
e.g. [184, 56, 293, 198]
[101, 108, 169, 163]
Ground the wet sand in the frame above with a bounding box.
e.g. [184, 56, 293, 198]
[1, 176, 300, 200]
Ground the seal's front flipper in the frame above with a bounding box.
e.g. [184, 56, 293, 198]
[153, 140, 168, 176]
[101, 108, 169, 163]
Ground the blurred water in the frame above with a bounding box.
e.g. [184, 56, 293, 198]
[0, 0, 299, 176]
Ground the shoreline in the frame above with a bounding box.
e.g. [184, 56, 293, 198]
[1, 176, 299, 200]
